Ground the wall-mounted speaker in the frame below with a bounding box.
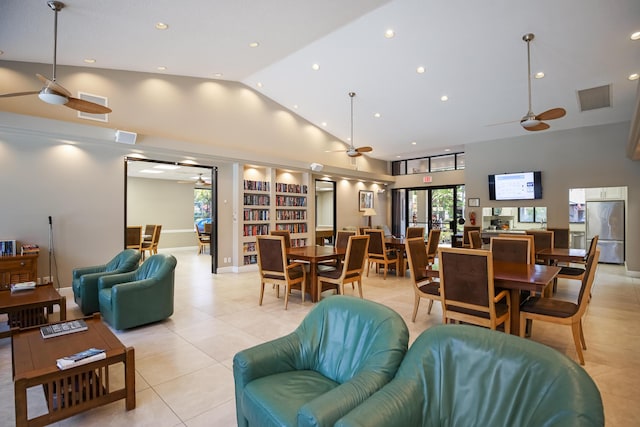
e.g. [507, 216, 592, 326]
[115, 130, 137, 144]
[310, 163, 324, 172]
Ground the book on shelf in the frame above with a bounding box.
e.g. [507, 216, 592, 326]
[56, 347, 106, 370]
[10, 281, 36, 292]
[41, 319, 88, 339]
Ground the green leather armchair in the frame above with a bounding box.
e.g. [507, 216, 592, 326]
[233, 295, 409, 427]
[335, 325, 604, 427]
[98, 253, 177, 330]
[72, 249, 141, 315]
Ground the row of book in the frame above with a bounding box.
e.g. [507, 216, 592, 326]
[243, 209, 270, 221]
[243, 224, 270, 236]
[275, 223, 308, 233]
[243, 242, 257, 253]
[244, 194, 270, 206]
[275, 196, 307, 207]
[275, 210, 306, 220]
[275, 183, 308, 194]
[243, 180, 270, 192]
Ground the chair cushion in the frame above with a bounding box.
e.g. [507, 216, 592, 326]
[417, 280, 440, 296]
[288, 265, 305, 280]
[559, 266, 586, 276]
[242, 370, 338, 427]
[318, 268, 343, 280]
[448, 301, 509, 319]
[521, 296, 577, 318]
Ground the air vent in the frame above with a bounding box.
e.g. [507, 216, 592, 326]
[577, 84, 611, 112]
[77, 92, 109, 122]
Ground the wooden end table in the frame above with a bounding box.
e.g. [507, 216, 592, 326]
[11, 314, 135, 426]
[0, 284, 66, 339]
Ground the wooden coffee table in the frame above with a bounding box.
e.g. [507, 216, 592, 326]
[11, 314, 135, 427]
[0, 284, 66, 339]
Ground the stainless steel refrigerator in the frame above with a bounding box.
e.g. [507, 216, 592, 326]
[586, 200, 625, 264]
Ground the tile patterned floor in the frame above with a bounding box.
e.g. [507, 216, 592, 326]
[1, 247, 638, 426]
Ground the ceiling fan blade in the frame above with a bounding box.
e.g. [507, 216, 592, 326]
[523, 122, 550, 131]
[355, 146, 373, 153]
[64, 97, 112, 114]
[536, 107, 566, 121]
[0, 91, 39, 98]
[36, 74, 72, 97]
[485, 119, 520, 127]
[325, 149, 347, 153]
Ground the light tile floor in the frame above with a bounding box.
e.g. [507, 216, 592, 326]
[1, 247, 638, 426]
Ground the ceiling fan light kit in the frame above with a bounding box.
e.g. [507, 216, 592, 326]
[38, 87, 68, 105]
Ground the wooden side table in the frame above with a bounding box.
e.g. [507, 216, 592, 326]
[12, 314, 135, 426]
[0, 254, 38, 291]
[0, 284, 66, 339]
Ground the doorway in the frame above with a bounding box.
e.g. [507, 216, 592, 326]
[125, 158, 218, 273]
[315, 179, 336, 245]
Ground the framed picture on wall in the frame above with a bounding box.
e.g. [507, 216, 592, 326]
[359, 190, 374, 211]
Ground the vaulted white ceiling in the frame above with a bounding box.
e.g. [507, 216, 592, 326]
[1, 0, 638, 161]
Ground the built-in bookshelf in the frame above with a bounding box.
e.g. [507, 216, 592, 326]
[238, 165, 310, 267]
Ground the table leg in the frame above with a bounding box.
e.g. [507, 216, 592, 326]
[309, 261, 319, 303]
[59, 296, 66, 321]
[14, 379, 27, 427]
[509, 290, 522, 336]
[397, 252, 406, 276]
[125, 347, 136, 410]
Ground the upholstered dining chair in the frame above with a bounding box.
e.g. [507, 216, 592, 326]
[490, 236, 532, 264]
[462, 226, 481, 248]
[270, 229, 291, 248]
[558, 235, 599, 282]
[365, 229, 399, 279]
[438, 247, 510, 333]
[256, 235, 306, 309]
[233, 296, 409, 427]
[526, 229, 554, 263]
[497, 234, 536, 264]
[317, 234, 369, 298]
[195, 224, 210, 255]
[405, 226, 424, 239]
[125, 226, 143, 251]
[468, 230, 483, 249]
[321, 230, 356, 270]
[548, 227, 570, 249]
[405, 237, 441, 322]
[520, 250, 600, 365]
[425, 228, 441, 265]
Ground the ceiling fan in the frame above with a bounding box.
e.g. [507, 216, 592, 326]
[327, 92, 373, 157]
[179, 174, 211, 187]
[0, 1, 112, 114]
[519, 33, 565, 131]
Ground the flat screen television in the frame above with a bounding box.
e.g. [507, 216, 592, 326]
[488, 171, 542, 201]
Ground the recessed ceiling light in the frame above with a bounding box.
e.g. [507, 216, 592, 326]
[384, 29, 395, 39]
[293, 104, 298, 109]
[311, 63, 320, 71]
[444, 148, 451, 152]
[629, 73, 639, 81]
[321, 122, 327, 127]
[155, 22, 168, 30]
[411, 141, 417, 145]
[157, 66, 167, 71]
[249, 41, 260, 48]
[374, 113, 381, 118]
[256, 82, 263, 88]
[631, 31, 640, 41]
[140, 169, 163, 174]
[440, 95, 449, 101]
[83, 58, 96, 64]
[416, 66, 426, 74]
[154, 164, 181, 170]
[535, 72, 545, 79]
[396, 155, 402, 158]
[213, 73, 223, 78]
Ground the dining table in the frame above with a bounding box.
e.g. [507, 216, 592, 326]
[287, 246, 345, 302]
[536, 247, 587, 265]
[383, 237, 409, 277]
[426, 260, 560, 336]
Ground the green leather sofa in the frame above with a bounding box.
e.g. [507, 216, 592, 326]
[72, 249, 141, 315]
[335, 325, 604, 427]
[98, 253, 177, 330]
[233, 295, 409, 427]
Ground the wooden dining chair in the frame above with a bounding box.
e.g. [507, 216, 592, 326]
[520, 250, 600, 365]
[405, 237, 441, 321]
[490, 236, 532, 264]
[468, 230, 483, 249]
[526, 230, 554, 263]
[270, 229, 291, 248]
[195, 225, 211, 255]
[365, 229, 399, 280]
[462, 226, 481, 248]
[318, 235, 369, 298]
[141, 224, 158, 260]
[438, 247, 511, 333]
[256, 235, 306, 310]
[558, 235, 599, 282]
[125, 226, 143, 252]
[405, 226, 424, 239]
[498, 234, 536, 264]
[425, 228, 441, 265]
[547, 227, 570, 249]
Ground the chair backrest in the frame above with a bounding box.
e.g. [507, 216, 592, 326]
[126, 226, 142, 249]
[152, 225, 162, 247]
[405, 237, 429, 282]
[335, 324, 604, 427]
[547, 227, 569, 249]
[343, 235, 370, 275]
[425, 229, 441, 261]
[438, 247, 495, 317]
[406, 227, 424, 239]
[490, 237, 532, 264]
[358, 226, 368, 235]
[270, 229, 291, 248]
[256, 235, 286, 276]
[143, 224, 157, 242]
[498, 234, 536, 263]
[335, 230, 356, 250]
[134, 253, 177, 281]
[577, 249, 600, 315]
[204, 222, 212, 233]
[526, 230, 554, 253]
[468, 230, 482, 249]
[462, 226, 481, 246]
[365, 229, 385, 256]
[106, 249, 142, 272]
[585, 235, 599, 261]
[295, 296, 409, 384]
